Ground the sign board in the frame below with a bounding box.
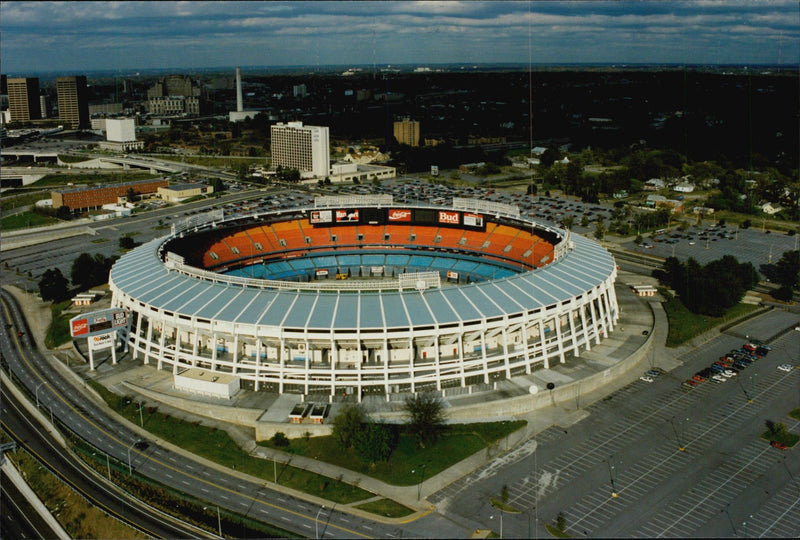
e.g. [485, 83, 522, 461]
[438, 210, 460, 225]
[335, 209, 359, 222]
[463, 213, 484, 227]
[89, 331, 116, 351]
[310, 210, 333, 224]
[70, 308, 129, 338]
[447, 270, 459, 281]
[316, 269, 329, 277]
[388, 209, 412, 222]
[431, 165, 439, 176]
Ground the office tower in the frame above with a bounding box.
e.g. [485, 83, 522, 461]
[40, 95, 48, 118]
[57, 76, 89, 129]
[394, 117, 420, 147]
[270, 121, 330, 178]
[293, 83, 307, 99]
[8, 77, 41, 122]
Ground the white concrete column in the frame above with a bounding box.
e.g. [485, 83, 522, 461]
[254, 338, 261, 392]
[434, 335, 442, 391]
[480, 331, 489, 384]
[501, 327, 511, 378]
[538, 320, 548, 369]
[568, 304, 580, 357]
[579, 302, 591, 351]
[457, 334, 466, 387]
[588, 296, 601, 345]
[555, 315, 566, 363]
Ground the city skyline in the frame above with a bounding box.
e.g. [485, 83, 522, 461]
[1, 1, 797, 74]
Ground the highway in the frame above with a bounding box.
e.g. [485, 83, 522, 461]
[0, 288, 469, 538]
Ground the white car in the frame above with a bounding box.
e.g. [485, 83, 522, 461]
[722, 369, 737, 377]
[778, 364, 793, 372]
[711, 374, 727, 383]
[640, 376, 654, 383]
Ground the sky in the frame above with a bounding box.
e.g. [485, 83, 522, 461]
[1, 1, 798, 74]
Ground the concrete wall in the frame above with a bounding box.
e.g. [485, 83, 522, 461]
[255, 423, 333, 441]
[122, 381, 262, 427]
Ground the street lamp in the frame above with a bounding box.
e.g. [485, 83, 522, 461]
[126, 440, 139, 475]
[315, 505, 325, 539]
[606, 458, 621, 498]
[35, 381, 45, 408]
[416, 464, 427, 501]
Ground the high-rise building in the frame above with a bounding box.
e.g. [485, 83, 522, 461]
[39, 95, 48, 118]
[393, 117, 420, 147]
[293, 83, 307, 99]
[270, 121, 330, 178]
[147, 74, 203, 116]
[57, 76, 89, 129]
[8, 77, 41, 122]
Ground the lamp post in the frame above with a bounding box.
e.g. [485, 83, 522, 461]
[415, 464, 427, 501]
[126, 440, 139, 475]
[138, 401, 144, 427]
[35, 381, 45, 409]
[315, 505, 325, 539]
[217, 506, 222, 537]
[606, 458, 620, 498]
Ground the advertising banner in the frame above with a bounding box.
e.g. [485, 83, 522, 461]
[89, 331, 116, 351]
[388, 209, 412, 222]
[447, 270, 459, 280]
[70, 308, 129, 338]
[438, 210, 460, 225]
[310, 210, 333, 224]
[463, 213, 484, 227]
[316, 269, 329, 277]
[335, 209, 359, 222]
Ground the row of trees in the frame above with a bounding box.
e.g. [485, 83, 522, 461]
[652, 255, 759, 316]
[331, 393, 447, 465]
[38, 252, 118, 303]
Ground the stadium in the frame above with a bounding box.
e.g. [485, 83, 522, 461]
[108, 195, 619, 401]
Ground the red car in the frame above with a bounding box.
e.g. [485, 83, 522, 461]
[682, 380, 697, 387]
[770, 440, 787, 450]
[692, 374, 706, 382]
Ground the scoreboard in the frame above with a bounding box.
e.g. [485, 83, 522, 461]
[70, 308, 129, 339]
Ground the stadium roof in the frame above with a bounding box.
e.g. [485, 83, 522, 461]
[110, 232, 615, 330]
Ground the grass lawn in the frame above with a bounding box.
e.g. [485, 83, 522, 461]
[1, 191, 54, 212]
[259, 420, 526, 486]
[87, 381, 374, 504]
[790, 408, 800, 421]
[354, 498, 415, 518]
[660, 289, 762, 347]
[1, 211, 62, 231]
[45, 301, 72, 348]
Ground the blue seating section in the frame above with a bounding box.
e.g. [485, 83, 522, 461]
[225, 250, 521, 283]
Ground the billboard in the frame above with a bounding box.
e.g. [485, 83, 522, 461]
[89, 331, 116, 351]
[447, 270, 459, 280]
[70, 308, 129, 338]
[463, 213, 484, 227]
[316, 269, 329, 277]
[388, 209, 412, 222]
[335, 209, 359, 222]
[438, 211, 460, 225]
[310, 210, 333, 224]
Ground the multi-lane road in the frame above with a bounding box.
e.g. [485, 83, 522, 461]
[0, 288, 470, 538]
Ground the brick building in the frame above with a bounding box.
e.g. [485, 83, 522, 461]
[52, 178, 168, 211]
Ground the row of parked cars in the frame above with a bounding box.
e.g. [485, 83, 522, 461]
[682, 341, 771, 388]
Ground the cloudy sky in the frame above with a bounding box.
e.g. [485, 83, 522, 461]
[2, 1, 797, 74]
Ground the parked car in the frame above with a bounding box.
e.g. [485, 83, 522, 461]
[778, 364, 793, 372]
[711, 374, 727, 383]
[722, 369, 737, 378]
[645, 370, 660, 377]
[682, 379, 698, 387]
[640, 376, 654, 383]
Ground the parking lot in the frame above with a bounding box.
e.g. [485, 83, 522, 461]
[434, 310, 799, 538]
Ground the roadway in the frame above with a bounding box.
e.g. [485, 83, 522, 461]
[0, 466, 63, 540]
[0, 288, 470, 538]
[432, 309, 800, 538]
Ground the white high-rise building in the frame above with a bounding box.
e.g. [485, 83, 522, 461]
[101, 118, 143, 152]
[270, 121, 330, 178]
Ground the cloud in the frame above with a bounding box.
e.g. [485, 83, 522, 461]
[1, 0, 797, 72]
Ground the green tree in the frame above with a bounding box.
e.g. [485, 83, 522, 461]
[403, 393, 447, 448]
[119, 236, 136, 250]
[774, 250, 799, 290]
[125, 187, 139, 202]
[56, 205, 72, 220]
[38, 268, 69, 302]
[593, 219, 606, 241]
[331, 403, 365, 449]
[352, 422, 396, 463]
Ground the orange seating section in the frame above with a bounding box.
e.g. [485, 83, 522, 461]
[201, 219, 554, 269]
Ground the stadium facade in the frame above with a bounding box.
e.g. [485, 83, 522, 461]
[109, 196, 618, 401]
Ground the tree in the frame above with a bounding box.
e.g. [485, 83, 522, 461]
[331, 404, 365, 449]
[561, 215, 575, 230]
[38, 268, 69, 302]
[56, 205, 72, 220]
[773, 250, 799, 290]
[403, 393, 447, 448]
[352, 422, 396, 463]
[125, 187, 139, 203]
[593, 219, 606, 241]
[71, 253, 116, 291]
[119, 236, 136, 250]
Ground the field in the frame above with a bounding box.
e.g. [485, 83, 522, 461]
[660, 290, 762, 347]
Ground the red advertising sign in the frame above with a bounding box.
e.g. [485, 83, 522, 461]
[71, 318, 89, 336]
[438, 211, 460, 225]
[335, 209, 359, 222]
[388, 209, 412, 222]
